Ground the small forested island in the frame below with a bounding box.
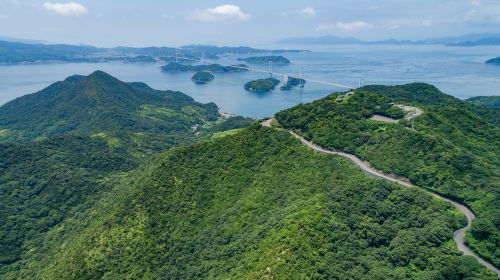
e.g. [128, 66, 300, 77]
[191, 71, 214, 84]
[238, 55, 291, 64]
[485, 57, 500, 64]
[244, 78, 280, 92]
[161, 62, 248, 73]
[280, 76, 306, 90]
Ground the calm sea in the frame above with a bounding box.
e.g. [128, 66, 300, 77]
[1, 44, 499, 118]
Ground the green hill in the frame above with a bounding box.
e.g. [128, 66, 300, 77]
[276, 83, 500, 267]
[0, 71, 254, 273]
[191, 71, 215, 84]
[0, 71, 221, 142]
[3, 126, 496, 279]
[244, 78, 280, 92]
[466, 96, 500, 108]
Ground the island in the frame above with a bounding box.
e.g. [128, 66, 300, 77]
[485, 57, 500, 65]
[161, 62, 249, 73]
[0, 40, 306, 64]
[191, 71, 214, 84]
[244, 78, 280, 92]
[238, 55, 291, 64]
[280, 76, 306, 90]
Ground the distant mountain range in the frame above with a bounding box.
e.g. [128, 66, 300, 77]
[0, 38, 305, 64]
[278, 33, 500, 46]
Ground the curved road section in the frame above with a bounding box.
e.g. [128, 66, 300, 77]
[262, 118, 499, 276]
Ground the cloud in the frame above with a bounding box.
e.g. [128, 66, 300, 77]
[464, 0, 500, 23]
[301, 7, 316, 17]
[422, 19, 434, 26]
[317, 21, 372, 32]
[190, 5, 250, 22]
[43, 2, 88, 16]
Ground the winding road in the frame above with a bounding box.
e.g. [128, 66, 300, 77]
[261, 118, 499, 276]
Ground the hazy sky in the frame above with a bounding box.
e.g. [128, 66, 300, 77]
[1, 0, 500, 47]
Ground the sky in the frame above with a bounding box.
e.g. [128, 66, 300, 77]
[1, 0, 500, 47]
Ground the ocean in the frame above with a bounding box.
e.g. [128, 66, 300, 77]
[1, 44, 499, 118]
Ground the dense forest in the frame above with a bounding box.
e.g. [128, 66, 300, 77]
[1, 73, 498, 278]
[466, 96, 500, 108]
[276, 83, 500, 268]
[2, 126, 496, 279]
[0, 72, 254, 275]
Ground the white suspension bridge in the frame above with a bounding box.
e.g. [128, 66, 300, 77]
[172, 52, 359, 90]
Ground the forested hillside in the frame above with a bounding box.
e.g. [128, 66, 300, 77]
[466, 96, 500, 108]
[0, 71, 220, 142]
[276, 83, 500, 268]
[3, 127, 496, 279]
[0, 72, 254, 275]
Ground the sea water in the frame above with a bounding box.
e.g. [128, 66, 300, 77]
[0, 44, 499, 118]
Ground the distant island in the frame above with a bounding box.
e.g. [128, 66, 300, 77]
[278, 33, 500, 47]
[237, 55, 290, 64]
[191, 71, 214, 84]
[161, 62, 248, 73]
[485, 57, 500, 65]
[280, 76, 306, 90]
[244, 78, 280, 92]
[0, 39, 306, 64]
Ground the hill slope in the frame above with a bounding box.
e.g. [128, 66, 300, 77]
[0, 70, 219, 142]
[4, 126, 496, 279]
[0, 72, 254, 272]
[467, 96, 500, 108]
[276, 83, 500, 268]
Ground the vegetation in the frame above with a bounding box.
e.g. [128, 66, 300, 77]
[237, 55, 291, 64]
[0, 40, 303, 64]
[276, 83, 500, 267]
[280, 76, 306, 90]
[161, 62, 248, 73]
[191, 71, 215, 84]
[0, 71, 254, 274]
[0, 70, 220, 142]
[244, 78, 280, 92]
[1, 72, 498, 278]
[466, 96, 500, 108]
[485, 57, 500, 65]
[2, 126, 496, 279]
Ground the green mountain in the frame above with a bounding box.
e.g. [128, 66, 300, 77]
[276, 83, 500, 267]
[467, 96, 500, 108]
[3, 126, 496, 279]
[0, 71, 221, 142]
[0, 71, 254, 273]
[1, 74, 498, 278]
